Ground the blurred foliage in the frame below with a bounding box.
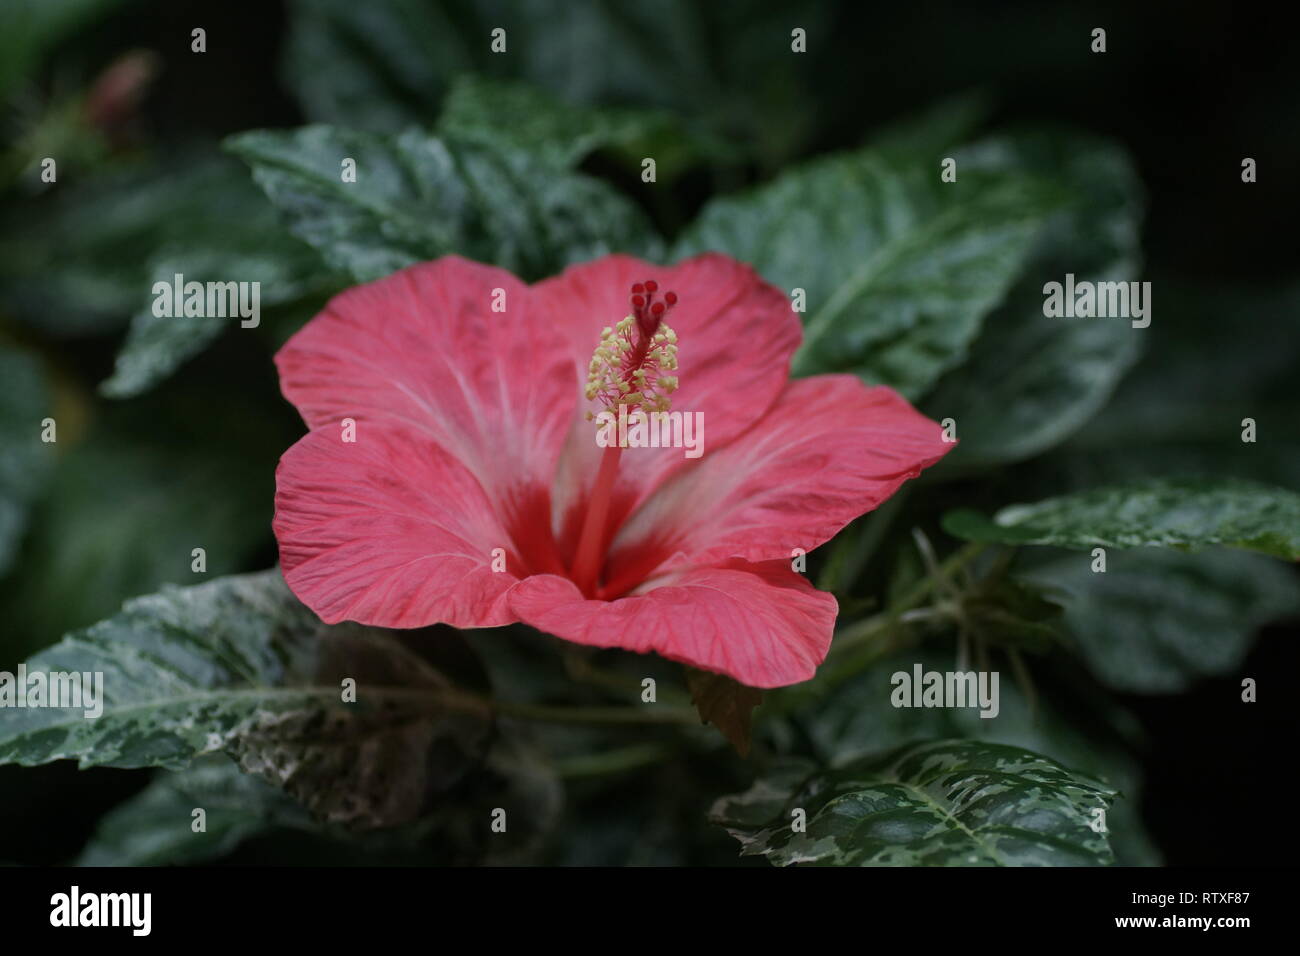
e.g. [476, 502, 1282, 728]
[280, 0, 819, 168]
[0, 0, 1296, 868]
[0, 345, 54, 576]
[923, 130, 1144, 465]
[0, 0, 127, 102]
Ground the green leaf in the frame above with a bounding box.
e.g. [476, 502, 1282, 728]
[710, 739, 1116, 866]
[99, 236, 328, 400]
[226, 125, 663, 284]
[924, 131, 1145, 464]
[685, 668, 763, 757]
[0, 345, 53, 577]
[944, 478, 1300, 560]
[0, 571, 499, 827]
[437, 75, 716, 186]
[281, 0, 824, 164]
[1024, 548, 1300, 693]
[2, 571, 509, 832]
[0, 153, 322, 342]
[865, 91, 993, 160]
[0, 0, 123, 100]
[0, 394, 282, 657]
[790, 645, 1158, 865]
[674, 148, 1059, 398]
[77, 756, 314, 866]
[80, 722, 563, 865]
[1028, 281, 1300, 491]
[438, 74, 674, 168]
[281, 0, 472, 132]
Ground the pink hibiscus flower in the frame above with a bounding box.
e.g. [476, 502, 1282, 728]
[272, 253, 951, 688]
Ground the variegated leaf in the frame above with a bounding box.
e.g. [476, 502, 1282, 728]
[0, 570, 494, 828]
[711, 739, 1116, 866]
[944, 477, 1300, 560]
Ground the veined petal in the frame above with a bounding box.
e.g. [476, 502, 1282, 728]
[275, 421, 527, 629]
[602, 376, 952, 590]
[508, 560, 838, 688]
[275, 256, 575, 513]
[534, 253, 802, 563]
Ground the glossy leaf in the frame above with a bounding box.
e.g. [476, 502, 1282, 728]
[226, 125, 663, 284]
[944, 478, 1300, 560]
[674, 149, 1059, 398]
[0, 570, 495, 829]
[924, 131, 1145, 464]
[711, 739, 1116, 866]
[793, 646, 1158, 865]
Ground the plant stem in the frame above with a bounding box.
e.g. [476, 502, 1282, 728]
[554, 743, 674, 778]
[829, 541, 986, 656]
[563, 650, 692, 706]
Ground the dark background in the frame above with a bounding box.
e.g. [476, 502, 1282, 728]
[2, 0, 1296, 866]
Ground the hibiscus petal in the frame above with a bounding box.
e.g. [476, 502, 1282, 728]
[508, 560, 837, 688]
[602, 376, 953, 590]
[275, 422, 524, 629]
[275, 256, 575, 508]
[532, 253, 803, 561]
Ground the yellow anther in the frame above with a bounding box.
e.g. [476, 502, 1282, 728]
[584, 314, 680, 425]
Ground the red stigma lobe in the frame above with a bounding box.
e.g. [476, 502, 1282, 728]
[629, 279, 677, 340]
